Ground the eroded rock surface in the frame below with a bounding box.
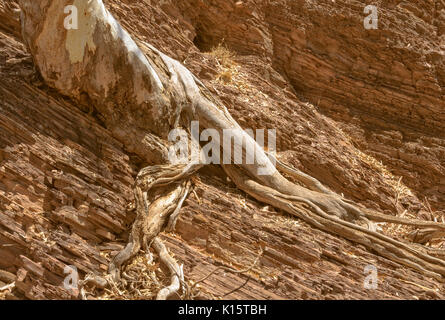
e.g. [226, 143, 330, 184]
[0, 0, 444, 299]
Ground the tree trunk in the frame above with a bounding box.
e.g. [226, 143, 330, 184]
[18, 0, 445, 297]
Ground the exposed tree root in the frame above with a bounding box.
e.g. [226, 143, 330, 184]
[0, 282, 15, 292]
[270, 152, 445, 240]
[18, 0, 445, 299]
[268, 152, 336, 196]
[152, 237, 184, 300]
[109, 162, 200, 282]
[223, 165, 445, 281]
[79, 162, 199, 298]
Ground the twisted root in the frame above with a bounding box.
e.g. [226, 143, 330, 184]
[108, 162, 201, 283]
[223, 165, 445, 281]
[17, 0, 445, 298]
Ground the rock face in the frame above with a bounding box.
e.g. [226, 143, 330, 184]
[0, 0, 444, 299]
[176, 0, 445, 214]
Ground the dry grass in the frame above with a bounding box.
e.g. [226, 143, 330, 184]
[0, 289, 8, 300]
[0, 282, 15, 300]
[352, 148, 414, 202]
[208, 42, 235, 69]
[352, 147, 445, 247]
[331, 124, 415, 213]
[207, 42, 251, 91]
[209, 43, 237, 84]
[351, 146, 429, 239]
[82, 251, 171, 300]
[329, 127, 445, 248]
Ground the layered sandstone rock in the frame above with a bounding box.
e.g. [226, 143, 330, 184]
[0, 0, 443, 299]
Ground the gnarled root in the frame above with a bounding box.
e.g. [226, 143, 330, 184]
[108, 161, 199, 287]
[153, 237, 184, 300]
[273, 153, 445, 241]
[223, 165, 445, 281]
[17, 0, 445, 296]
